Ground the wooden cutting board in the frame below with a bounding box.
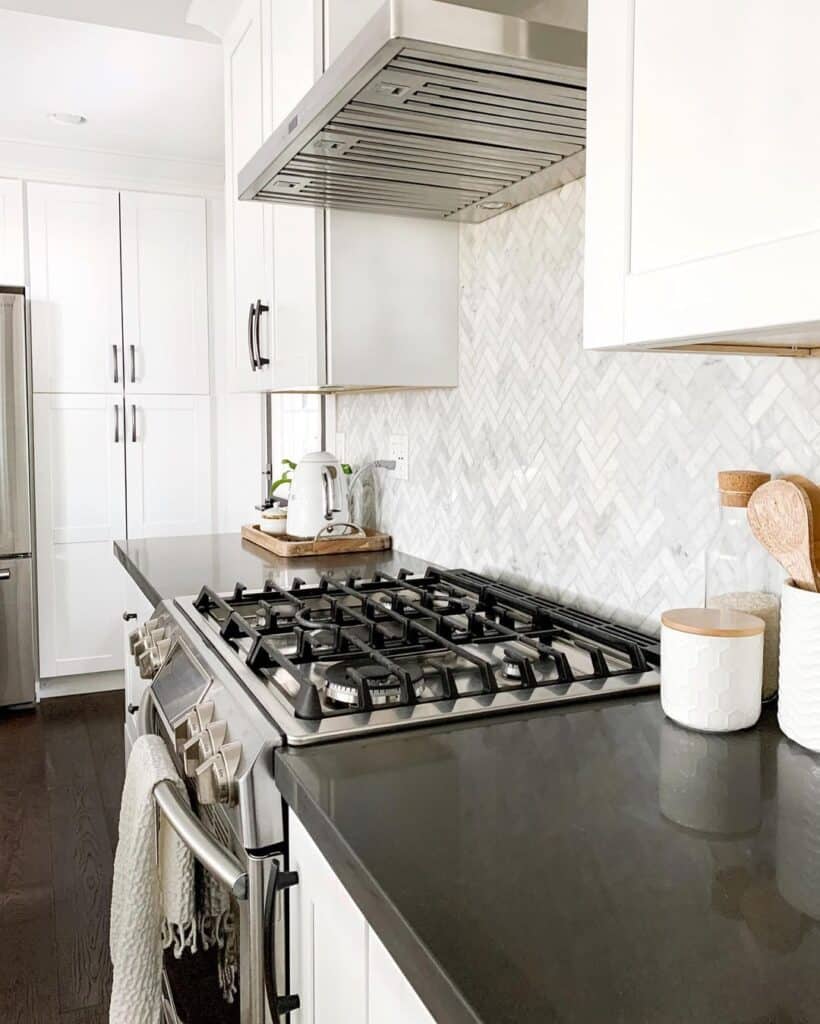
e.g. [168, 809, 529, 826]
[241, 524, 392, 558]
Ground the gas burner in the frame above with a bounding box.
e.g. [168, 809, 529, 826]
[324, 659, 425, 707]
[187, 566, 661, 736]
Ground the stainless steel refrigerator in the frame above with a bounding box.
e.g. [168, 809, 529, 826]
[0, 287, 36, 706]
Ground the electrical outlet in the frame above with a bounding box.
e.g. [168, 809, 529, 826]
[334, 432, 346, 463]
[389, 433, 409, 481]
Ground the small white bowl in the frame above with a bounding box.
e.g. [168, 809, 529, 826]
[259, 508, 288, 535]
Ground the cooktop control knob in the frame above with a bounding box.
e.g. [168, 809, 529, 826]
[194, 741, 243, 806]
[174, 701, 216, 753]
[181, 720, 226, 777]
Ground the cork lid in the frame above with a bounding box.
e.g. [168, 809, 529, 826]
[661, 607, 765, 638]
[718, 470, 771, 508]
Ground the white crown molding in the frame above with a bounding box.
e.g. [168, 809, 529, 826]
[186, 0, 240, 41]
[0, 135, 224, 197]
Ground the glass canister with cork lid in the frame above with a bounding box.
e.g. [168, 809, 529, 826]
[705, 470, 781, 700]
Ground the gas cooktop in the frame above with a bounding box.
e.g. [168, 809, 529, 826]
[173, 567, 660, 745]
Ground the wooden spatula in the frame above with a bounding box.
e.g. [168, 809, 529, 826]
[747, 479, 818, 592]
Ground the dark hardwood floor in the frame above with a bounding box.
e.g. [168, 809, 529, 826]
[0, 691, 124, 1024]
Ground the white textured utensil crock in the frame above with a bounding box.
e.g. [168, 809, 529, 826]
[661, 608, 764, 733]
[778, 580, 820, 752]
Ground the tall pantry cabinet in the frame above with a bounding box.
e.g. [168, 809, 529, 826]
[29, 182, 212, 680]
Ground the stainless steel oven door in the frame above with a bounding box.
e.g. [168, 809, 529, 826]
[139, 687, 294, 1024]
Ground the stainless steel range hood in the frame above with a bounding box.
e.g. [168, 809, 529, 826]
[237, 0, 586, 222]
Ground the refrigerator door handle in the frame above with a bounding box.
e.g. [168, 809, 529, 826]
[0, 569, 10, 581]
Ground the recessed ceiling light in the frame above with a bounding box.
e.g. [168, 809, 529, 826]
[48, 112, 88, 126]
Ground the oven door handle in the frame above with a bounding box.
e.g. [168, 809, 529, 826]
[153, 780, 248, 900]
[264, 862, 300, 1021]
[138, 690, 248, 900]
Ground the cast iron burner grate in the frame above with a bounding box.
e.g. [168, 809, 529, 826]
[192, 568, 660, 721]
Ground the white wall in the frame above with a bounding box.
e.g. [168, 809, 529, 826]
[336, 179, 820, 633]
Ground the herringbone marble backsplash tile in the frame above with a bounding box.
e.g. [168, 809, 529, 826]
[336, 179, 820, 632]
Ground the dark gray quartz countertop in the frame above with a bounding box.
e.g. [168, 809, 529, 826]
[276, 699, 820, 1024]
[113, 533, 432, 606]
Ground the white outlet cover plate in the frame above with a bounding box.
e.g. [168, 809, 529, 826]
[389, 433, 409, 480]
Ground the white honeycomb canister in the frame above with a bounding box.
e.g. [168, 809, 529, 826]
[660, 608, 764, 733]
[778, 580, 820, 752]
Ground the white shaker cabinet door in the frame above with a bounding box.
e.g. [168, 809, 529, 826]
[368, 931, 436, 1024]
[121, 574, 155, 753]
[33, 394, 127, 677]
[224, 0, 273, 392]
[585, 0, 820, 352]
[289, 814, 369, 1024]
[125, 395, 212, 538]
[120, 191, 209, 395]
[28, 183, 123, 392]
[0, 178, 24, 286]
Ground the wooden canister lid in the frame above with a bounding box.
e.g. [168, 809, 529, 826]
[661, 607, 765, 638]
[717, 470, 771, 508]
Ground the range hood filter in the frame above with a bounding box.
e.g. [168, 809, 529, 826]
[238, 0, 587, 223]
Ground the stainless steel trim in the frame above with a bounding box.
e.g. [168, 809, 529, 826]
[153, 780, 249, 900]
[0, 291, 32, 556]
[237, 0, 586, 221]
[0, 555, 35, 707]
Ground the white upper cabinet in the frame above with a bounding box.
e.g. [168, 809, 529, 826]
[223, 0, 459, 392]
[120, 192, 210, 395]
[584, 0, 820, 355]
[125, 395, 212, 538]
[0, 178, 24, 286]
[322, 0, 459, 389]
[28, 183, 123, 391]
[225, 0, 273, 392]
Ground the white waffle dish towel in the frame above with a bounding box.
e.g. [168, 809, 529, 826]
[109, 735, 195, 1024]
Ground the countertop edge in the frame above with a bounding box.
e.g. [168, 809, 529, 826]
[114, 539, 161, 608]
[275, 753, 483, 1024]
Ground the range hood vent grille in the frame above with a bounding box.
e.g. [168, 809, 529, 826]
[238, 1, 586, 223]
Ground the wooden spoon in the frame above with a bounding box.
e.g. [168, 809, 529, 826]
[782, 474, 820, 536]
[747, 479, 818, 592]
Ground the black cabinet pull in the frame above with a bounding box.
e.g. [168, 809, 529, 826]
[127, 704, 139, 715]
[122, 611, 137, 622]
[113, 344, 119, 384]
[247, 302, 258, 371]
[264, 862, 300, 1021]
[131, 403, 137, 443]
[130, 344, 136, 383]
[254, 300, 270, 369]
[114, 404, 121, 444]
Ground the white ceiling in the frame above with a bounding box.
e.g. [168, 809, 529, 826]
[0, 0, 219, 42]
[0, 9, 223, 165]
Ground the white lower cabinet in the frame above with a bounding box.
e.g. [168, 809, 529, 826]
[33, 394, 126, 678]
[34, 393, 212, 681]
[289, 814, 435, 1024]
[122, 575, 155, 755]
[125, 395, 213, 538]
